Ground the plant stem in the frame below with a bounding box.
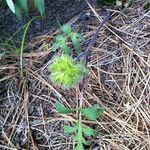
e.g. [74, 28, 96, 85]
[75, 10, 111, 62]
[84, 10, 111, 64]
[20, 18, 35, 78]
[78, 9, 111, 123]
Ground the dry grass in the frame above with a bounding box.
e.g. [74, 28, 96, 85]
[0, 0, 150, 150]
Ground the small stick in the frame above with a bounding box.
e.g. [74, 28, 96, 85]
[79, 10, 112, 119]
[75, 10, 111, 62]
[84, 10, 111, 64]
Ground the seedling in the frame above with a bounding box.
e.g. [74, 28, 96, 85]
[53, 24, 83, 55]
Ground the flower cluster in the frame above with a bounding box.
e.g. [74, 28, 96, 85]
[49, 55, 88, 88]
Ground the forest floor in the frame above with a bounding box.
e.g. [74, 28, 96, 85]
[0, 0, 150, 150]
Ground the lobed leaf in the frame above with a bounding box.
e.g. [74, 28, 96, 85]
[53, 35, 72, 55]
[61, 43, 72, 55]
[81, 105, 104, 120]
[71, 36, 81, 54]
[61, 24, 72, 34]
[83, 127, 98, 138]
[55, 101, 73, 114]
[64, 123, 78, 134]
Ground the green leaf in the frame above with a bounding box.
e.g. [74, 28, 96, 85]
[61, 43, 72, 55]
[64, 124, 78, 134]
[71, 36, 81, 54]
[73, 121, 83, 142]
[53, 35, 72, 55]
[75, 142, 84, 150]
[61, 24, 72, 34]
[55, 101, 73, 114]
[83, 127, 95, 137]
[53, 35, 67, 51]
[83, 127, 97, 138]
[34, 0, 45, 16]
[17, 0, 29, 16]
[6, 0, 15, 13]
[15, 2, 22, 19]
[81, 105, 104, 120]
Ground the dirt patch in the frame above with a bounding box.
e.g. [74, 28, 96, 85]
[0, 0, 87, 41]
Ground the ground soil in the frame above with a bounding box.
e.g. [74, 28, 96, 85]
[0, 0, 87, 40]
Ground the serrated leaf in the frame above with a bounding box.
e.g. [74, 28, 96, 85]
[61, 43, 72, 55]
[71, 36, 81, 54]
[34, 0, 45, 16]
[53, 35, 72, 55]
[64, 123, 78, 134]
[83, 127, 95, 137]
[17, 0, 29, 16]
[75, 142, 84, 150]
[6, 0, 15, 13]
[55, 101, 73, 114]
[81, 105, 104, 120]
[83, 127, 99, 138]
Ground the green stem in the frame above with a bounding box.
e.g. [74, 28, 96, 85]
[20, 18, 35, 78]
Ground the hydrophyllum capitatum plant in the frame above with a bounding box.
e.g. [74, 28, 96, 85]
[49, 55, 88, 88]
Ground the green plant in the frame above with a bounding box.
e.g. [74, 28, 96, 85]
[4, 0, 45, 19]
[53, 24, 83, 55]
[49, 24, 86, 88]
[61, 24, 83, 54]
[49, 55, 88, 88]
[55, 101, 104, 150]
[50, 11, 110, 149]
[53, 35, 72, 55]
